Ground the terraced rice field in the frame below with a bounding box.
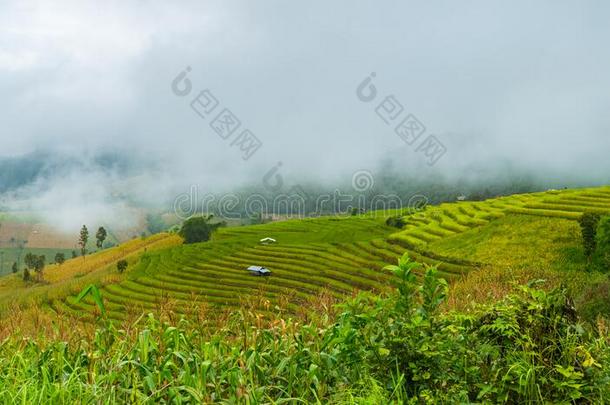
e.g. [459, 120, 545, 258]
[0, 233, 182, 311]
[56, 186, 610, 321]
[389, 186, 610, 249]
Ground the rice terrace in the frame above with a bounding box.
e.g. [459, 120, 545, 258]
[2, 1, 610, 403]
[32, 186, 610, 322]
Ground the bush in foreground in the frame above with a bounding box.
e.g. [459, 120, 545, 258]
[0, 255, 608, 403]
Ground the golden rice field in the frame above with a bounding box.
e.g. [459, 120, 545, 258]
[39, 186, 610, 323]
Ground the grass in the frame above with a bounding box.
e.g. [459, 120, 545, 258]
[430, 214, 582, 270]
[435, 214, 610, 318]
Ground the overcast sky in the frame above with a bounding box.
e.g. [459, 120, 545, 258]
[2, 0, 610, 197]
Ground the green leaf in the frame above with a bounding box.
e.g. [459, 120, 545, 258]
[75, 284, 106, 317]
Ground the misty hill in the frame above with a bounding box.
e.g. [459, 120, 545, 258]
[0, 150, 143, 194]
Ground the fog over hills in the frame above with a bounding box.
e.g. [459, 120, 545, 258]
[0, 145, 606, 235]
[1, 1, 610, 230]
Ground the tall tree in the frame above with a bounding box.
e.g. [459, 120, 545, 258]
[24, 253, 36, 271]
[11, 262, 18, 274]
[33, 255, 45, 281]
[179, 215, 225, 244]
[24, 253, 45, 281]
[55, 252, 66, 265]
[96, 227, 108, 250]
[79, 225, 89, 257]
[117, 259, 128, 273]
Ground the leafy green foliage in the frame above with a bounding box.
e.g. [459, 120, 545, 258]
[23, 253, 45, 281]
[595, 216, 610, 269]
[179, 215, 225, 244]
[384, 253, 421, 309]
[116, 259, 128, 274]
[385, 215, 406, 228]
[579, 213, 600, 259]
[95, 226, 107, 249]
[23, 252, 36, 270]
[79, 225, 89, 256]
[331, 266, 608, 402]
[54, 252, 65, 265]
[2, 256, 608, 403]
[75, 284, 106, 317]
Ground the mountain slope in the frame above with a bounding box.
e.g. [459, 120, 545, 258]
[48, 186, 610, 322]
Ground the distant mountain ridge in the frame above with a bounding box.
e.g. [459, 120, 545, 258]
[0, 150, 144, 194]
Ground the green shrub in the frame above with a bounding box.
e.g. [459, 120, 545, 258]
[332, 260, 610, 402]
[596, 216, 610, 269]
[179, 215, 225, 244]
[385, 215, 406, 228]
[54, 252, 66, 265]
[579, 213, 601, 259]
[116, 260, 128, 273]
[578, 278, 610, 321]
[1, 254, 609, 403]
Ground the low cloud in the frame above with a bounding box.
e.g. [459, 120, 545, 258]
[1, 0, 609, 227]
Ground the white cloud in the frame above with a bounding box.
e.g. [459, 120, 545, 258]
[0, 0, 609, 198]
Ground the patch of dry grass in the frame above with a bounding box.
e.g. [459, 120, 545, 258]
[0, 233, 182, 311]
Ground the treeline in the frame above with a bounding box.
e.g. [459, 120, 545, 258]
[178, 167, 551, 220]
[16, 225, 110, 283]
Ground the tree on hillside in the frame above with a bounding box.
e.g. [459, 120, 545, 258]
[24, 253, 36, 272]
[72, 250, 77, 259]
[596, 216, 610, 269]
[179, 215, 225, 244]
[79, 225, 89, 257]
[24, 253, 46, 281]
[12, 262, 18, 274]
[33, 255, 45, 280]
[55, 253, 66, 265]
[96, 227, 108, 249]
[385, 215, 406, 229]
[23, 267, 30, 282]
[579, 213, 601, 260]
[117, 259, 128, 273]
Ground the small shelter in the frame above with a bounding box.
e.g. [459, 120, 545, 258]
[247, 266, 272, 276]
[259, 237, 277, 245]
